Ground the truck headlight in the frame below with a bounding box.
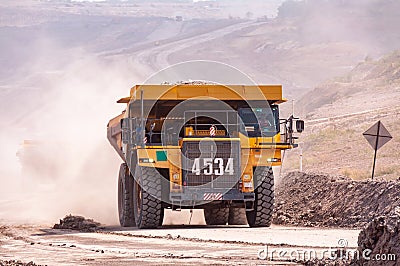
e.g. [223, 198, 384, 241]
[139, 158, 155, 163]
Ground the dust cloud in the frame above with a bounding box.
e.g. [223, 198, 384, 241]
[277, 0, 400, 57]
[0, 44, 136, 225]
[217, 0, 285, 19]
[1, 0, 400, 226]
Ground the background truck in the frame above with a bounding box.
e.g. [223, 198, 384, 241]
[107, 84, 303, 228]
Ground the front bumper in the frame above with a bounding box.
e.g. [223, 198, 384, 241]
[170, 188, 255, 204]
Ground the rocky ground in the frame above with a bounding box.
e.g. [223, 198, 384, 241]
[273, 171, 400, 265]
[273, 172, 400, 228]
[2, 172, 399, 265]
[351, 216, 399, 266]
[0, 262, 40, 266]
[303, 216, 400, 266]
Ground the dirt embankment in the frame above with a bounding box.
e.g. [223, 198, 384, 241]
[276, 172, 400, 265]
[273, 172, 400, 228]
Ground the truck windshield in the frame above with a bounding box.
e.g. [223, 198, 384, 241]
[239, 106, 279, 137]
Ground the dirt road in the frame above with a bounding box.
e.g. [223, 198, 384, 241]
[0, 222, 360, 265]
[126, 20, 260, 79]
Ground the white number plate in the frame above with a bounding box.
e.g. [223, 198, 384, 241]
[191, 158, 234, 176]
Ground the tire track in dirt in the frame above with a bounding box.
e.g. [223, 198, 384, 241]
[130, 21, 261, 79]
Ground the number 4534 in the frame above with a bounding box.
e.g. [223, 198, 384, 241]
[191, 158, 234, 176]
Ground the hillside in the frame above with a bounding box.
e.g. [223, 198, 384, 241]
[283, 51, 400, 180]
[298, 51, 400, 118]
[169, 0, 400, 101]
[1, 0, 400, 224]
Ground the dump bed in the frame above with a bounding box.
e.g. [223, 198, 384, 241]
[117, 84, 287, 104]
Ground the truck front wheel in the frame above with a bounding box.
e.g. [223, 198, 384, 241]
[118, 163, 136, 227]
[133, 166, 163, 229]
[246, 167, 274, 227]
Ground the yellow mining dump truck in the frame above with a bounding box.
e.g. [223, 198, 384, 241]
[107, 84, 303, 228]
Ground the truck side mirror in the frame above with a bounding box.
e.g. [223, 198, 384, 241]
[296, 120, 304, 133]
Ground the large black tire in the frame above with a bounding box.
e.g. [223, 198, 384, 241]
[246, 167, 274, 227]
[118, 163, 136, 227]
[204, 208, 229, 225]
[228, 207, 248, 225]
[133, 166, 163, 229]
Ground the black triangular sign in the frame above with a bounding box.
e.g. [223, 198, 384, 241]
[363, 121, 392, 150]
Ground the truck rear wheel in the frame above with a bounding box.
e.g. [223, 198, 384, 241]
[228, 207, 248, 225]
[246, 167, 274, 227]
[133, 166, 163, 229]
[118, 163, 136, 227]
[204, 208, 229, 225]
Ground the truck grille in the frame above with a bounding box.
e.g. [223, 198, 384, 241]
[182, 140, 240, 189]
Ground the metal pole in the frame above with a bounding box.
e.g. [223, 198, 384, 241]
[299, 145, 303, 172]
[141, 89, 145, 148]
[371, 121, 380, 180]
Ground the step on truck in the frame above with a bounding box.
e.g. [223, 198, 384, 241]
[107, 84, 303, 228]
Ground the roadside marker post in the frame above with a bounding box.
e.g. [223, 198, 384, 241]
[362, 121, 392, 179]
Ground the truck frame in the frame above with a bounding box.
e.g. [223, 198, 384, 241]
[107, 84, 303, 228]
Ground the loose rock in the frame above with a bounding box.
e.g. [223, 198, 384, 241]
[0, 261, 41, 266]
[350, 216, 400, 266]
[53, 215, 101, 232]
